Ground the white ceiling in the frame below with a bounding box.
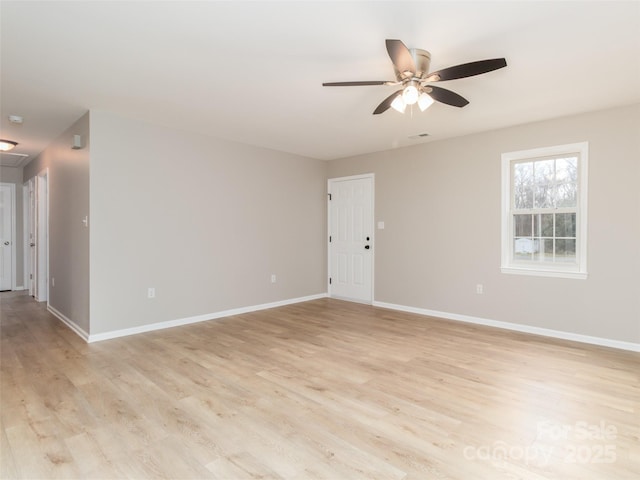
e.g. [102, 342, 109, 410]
[1, 1, 639, 163]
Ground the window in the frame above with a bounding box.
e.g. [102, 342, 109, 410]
[501, 142, 588, 279]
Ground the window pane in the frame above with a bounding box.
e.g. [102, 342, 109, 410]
[533, 238, 553, 261]
[555, 239, 576, 262]
[514, 238, 536, 259]
[555, 213, 576, 237]
[534, 159, 554, 185]
[514, 214, 532, 236]
[535, 213, 554, 237]
[556, 182, 577, 207]
[534, 184, 553, 208]
[556, 157, 578, 183]
[513, 162, 533, 209]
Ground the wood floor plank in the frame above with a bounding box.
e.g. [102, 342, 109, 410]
[1, 291, 638, 479]
[0, 421, 19, 479]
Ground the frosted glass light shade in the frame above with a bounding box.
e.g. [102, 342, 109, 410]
[391, 95, 406, 113]
[418, 93, 434, 111]
[402, 84, 419, 105]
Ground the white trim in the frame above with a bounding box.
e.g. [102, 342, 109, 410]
[10, 184, 16, 289]
[24, 178, 35, 297]
[373, 301, 640, 353]
[500, 266, 587, 280]
[36, 169, 49, 303]
[48, 304, 90, 342]
[86, 293, 328, 343]
[22, 181, 29, 294]
[328, 173, 375, 183]
[330, 294, 372, 305]
[13, 285, 25, 290]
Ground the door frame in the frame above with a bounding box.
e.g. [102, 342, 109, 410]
[327, 173, 375, 303]
[24, 177, 35, 296]
[0, 182, 17, 290]
[23, 181, 30, 294]
[23, 170, 49, 302]
[36, 169, 49, 302]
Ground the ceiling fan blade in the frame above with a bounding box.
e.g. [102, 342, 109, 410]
[427, 86, 469, 107]
[373, 90, 403, 115]
[323, 81, 389, 87]
[426, 58, 507, 82]
[386, 39, 416, 79]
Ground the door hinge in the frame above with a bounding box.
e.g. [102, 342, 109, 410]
[329, 235, 332, 243]
[328, 193, 332, 201]
[30, 274, 33, 279]
[329, 277, 332, 285]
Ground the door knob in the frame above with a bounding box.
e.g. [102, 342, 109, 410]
[30, 243, 35, 247]
[3, 241, 9, 246]
[364, 245, 370, 250]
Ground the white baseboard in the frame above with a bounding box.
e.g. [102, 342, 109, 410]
[50, 292, 637, 352]
[13, 285, 25, 291]
[373, 301, 640, 353]
[87, 293, 328, 343]
[47, 304, 90, 342]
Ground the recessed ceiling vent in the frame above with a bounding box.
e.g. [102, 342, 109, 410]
[0, 152, 29, 167]
[409, 133, 430, 140]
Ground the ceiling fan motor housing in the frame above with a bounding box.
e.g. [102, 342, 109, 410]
[411, 49, 431, 78]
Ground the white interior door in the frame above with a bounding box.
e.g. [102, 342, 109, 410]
[328, 175, 374, 303]
[27, 179, 36, 296]
[0, 183, 15, 291]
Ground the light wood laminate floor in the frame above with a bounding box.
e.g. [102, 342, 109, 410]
[1, 292, 639, 479]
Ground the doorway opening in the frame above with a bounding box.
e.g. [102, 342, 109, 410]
[23, 169, 48, 302]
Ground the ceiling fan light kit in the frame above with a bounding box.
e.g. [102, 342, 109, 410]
[323, 39, 507, 115]
[391, 95, 407, 114]
[418, 92, 434, 111]
[402, 81, 420, 105]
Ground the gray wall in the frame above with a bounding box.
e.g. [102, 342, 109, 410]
[23, 113, 90, 333]
[328, 104, 640, 344]
[0, 166, 24, 288]
[89, 110, 327, 335]
[16, 104, 639, 346]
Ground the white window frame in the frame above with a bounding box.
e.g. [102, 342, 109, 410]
[501, 142, 588, 279]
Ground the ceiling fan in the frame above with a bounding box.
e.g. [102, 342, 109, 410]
[323, 39, 507, 115]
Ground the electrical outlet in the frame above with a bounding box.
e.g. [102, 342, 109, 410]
[476, 284, 484, 294]
[147, 287, 156, 298]
[270, 274, 276, 284]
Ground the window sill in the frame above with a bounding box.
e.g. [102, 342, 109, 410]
[501, 266, 588, 280]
